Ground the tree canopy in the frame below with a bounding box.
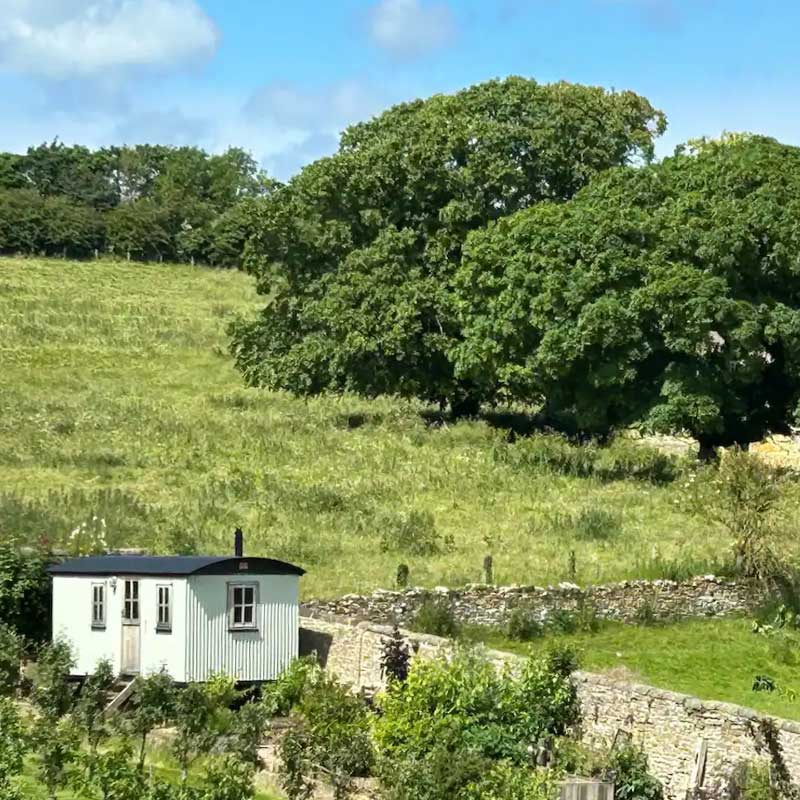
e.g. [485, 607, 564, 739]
[229, 77, 667, 413]
[0, 140, 273, 265]
[453, 134, 800, 448]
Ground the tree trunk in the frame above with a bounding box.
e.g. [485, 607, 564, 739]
[450, 393, 481, 419]
[697, 436, 718, 463]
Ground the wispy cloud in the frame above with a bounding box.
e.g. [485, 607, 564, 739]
[596, 0, 681, 30]
[0, 0, 220, 80]
[367, 0, 455, 58]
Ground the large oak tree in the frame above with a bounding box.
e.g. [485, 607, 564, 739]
[453, 134, 800, 451]
[229, 77, 666, 414]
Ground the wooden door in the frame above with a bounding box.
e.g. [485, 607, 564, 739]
[121, 579, 141, 674]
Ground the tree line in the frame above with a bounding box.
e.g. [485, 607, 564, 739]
[228, 77, 800, 452]
[0, 140, 274, 265]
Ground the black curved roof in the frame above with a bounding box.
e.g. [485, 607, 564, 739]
[48, 555, 305, 577]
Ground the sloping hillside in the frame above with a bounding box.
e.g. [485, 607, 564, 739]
[0, 257, 785, 598]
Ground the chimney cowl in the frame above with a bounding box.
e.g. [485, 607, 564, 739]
[234, 528, 244, 558]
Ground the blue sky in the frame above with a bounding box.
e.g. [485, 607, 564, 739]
[1, 0, 798, 179]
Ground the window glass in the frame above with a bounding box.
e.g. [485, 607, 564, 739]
[229, 583, 257, 629]
[157, 585, 171, 630]
[91, 583, 105, 628]
[123, 580, 140, 622]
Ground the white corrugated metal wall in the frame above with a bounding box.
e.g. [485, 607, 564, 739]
[184, 574, 299, 682]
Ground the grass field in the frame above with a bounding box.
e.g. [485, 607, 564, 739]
[479, 617, 800, 720]
[2, 256, 800, 600]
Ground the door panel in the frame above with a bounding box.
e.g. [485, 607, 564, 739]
[121, 625, 140, 674]
[121, 579, 141, 674]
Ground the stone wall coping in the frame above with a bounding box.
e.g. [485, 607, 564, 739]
[300, 610, 800, 735]
[302, 575, 749, 605]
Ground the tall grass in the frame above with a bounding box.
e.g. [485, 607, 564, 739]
[3, 258, 800, 598]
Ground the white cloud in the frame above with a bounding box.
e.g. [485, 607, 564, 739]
[0, 0, 220, 79]
[245, 79, 385, 131]
[368, 0, 455, 58]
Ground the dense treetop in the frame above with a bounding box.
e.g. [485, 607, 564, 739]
[453, 134, 800, 448]
[230, 77, 667, 413]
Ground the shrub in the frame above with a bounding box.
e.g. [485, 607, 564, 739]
[634, 599, 659, 627]
[499, 434, 676, 484]
[127, 669, 177, 769]
[377, 735, 489, 800]
[30, 638, 76, 718]
[506, 608, 544, 642]
[593, 440, 677, 484]
[374, 646, 580, 768]
[411, 597, 460, 638]
[573, 508, 621, 541]
[0, 699, 26, 800]
[688, 449, 788, 581]
[606, 744, 664, 800]
[261, 656, 320, 717]
[280, 670, 374, 800]
[381, 626, 411, 684]
[0, 545, 52, 642]
[74, 658, 115, 755]
[379, 510, 449, 556]
[730, 761, 778, 800]
[0, 625, 23, 697]
[227, 700, 271, 767]
[463, 761, 558, 800]
[202, 754, 256, 800]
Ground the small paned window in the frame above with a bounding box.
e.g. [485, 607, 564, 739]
[156, 585, 172, 632]
[228, 583, 257, 630]
[123, 580, 139, 623]
[91, 583, 105, 629]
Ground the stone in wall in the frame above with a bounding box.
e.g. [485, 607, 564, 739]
[299, 613, 799, 800]
[301, 576, 770, 629]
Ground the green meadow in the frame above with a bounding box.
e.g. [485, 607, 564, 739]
[2, 257, 799, 600]
[480, 616, 800, 720]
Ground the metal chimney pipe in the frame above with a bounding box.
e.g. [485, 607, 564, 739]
[234, 527, 244, 558]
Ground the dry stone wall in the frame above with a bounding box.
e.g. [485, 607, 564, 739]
[301, 576, 769, 629]
[299, 613, 800, 800]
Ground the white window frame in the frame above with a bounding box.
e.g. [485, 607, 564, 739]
[91, 582, 105, 629]
[227, 582, 258, 631]
[156, 584, 172, 632]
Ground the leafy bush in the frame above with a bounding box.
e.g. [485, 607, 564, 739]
[411, 597, 461, 638]
[30, 638, 76, 718]
[379, 510, 450, 556]
[499, 435, 676, 485]
[593, 440, 677, 484]
[376, 735, 489, 800]
[0, 698, 26, 800]
[374, 646, 580, 768]
[127, 669, 177, 769]
[0, 545, 52, 642]
[506, 608, 544, 642]
[0, 625, 23, 696]
[381, 626, 411, 684]
[573, 509, 621, 541]
[548, 604, 600, 635]
[607, 744, 664, 800]
[464, 761, 558, 800]
[280, 670, 374, 799]
[261, 656, 320, 717]
[730, 761, 778, 800]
